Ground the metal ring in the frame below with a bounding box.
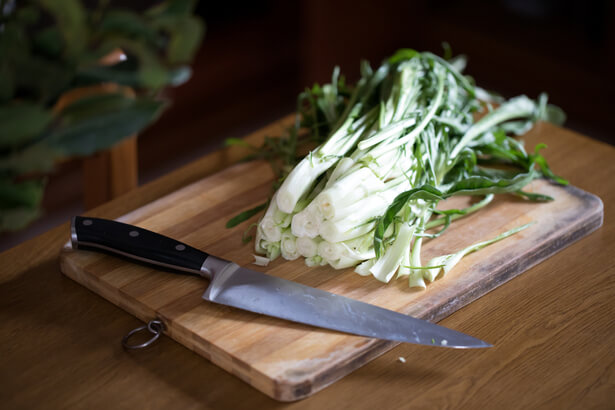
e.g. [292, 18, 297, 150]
[122, 319, 165, 350]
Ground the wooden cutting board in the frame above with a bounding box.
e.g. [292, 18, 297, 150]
[59, 160, 603, 401]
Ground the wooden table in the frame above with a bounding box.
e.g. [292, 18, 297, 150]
[1, 118, 613, 409]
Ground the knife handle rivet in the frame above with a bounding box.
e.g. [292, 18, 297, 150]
[82, 219, 93, 226]
[129, 230, 139, 237]
[175, 244, 186, 251]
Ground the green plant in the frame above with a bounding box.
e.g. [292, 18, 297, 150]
[0, 0, 205, 232]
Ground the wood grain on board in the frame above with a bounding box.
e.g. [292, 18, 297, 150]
[59, 159, 603, 401]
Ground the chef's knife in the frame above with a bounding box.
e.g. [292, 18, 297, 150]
[70, 216, 491, 348]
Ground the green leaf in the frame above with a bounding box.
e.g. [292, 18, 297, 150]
[0, 103, 53, 149]
[146, 0, 198, 17]
[0, 174, 45, 232]
[76, 63, 141, 86]
[374, 185, 444, 258]
[545, 104, 566, 125]
[99, 11, 162, 47]
[49, 93, 166, 156]
[441, 41, 452, 60]
[16, 6, 41, 25]
[241, 222, 259, 243]
[21, 58, 74, 103]
[8, 48, 74, 104]
[445, 167, 540, 197]
[154, 15, 205, 64]
[226, 203, 267, 228]
[425, 194, 494, 231]
[0, 21, 29, 55]
[57, 92, 132, 118]
[167, 66, 192, 86]
[388, 48, 420, 64]
[0, 23, 25, 101]
[530, 144, 569, 185]
[0, 177, 45, 208]
[39, 0, 87, 59]
[0, 142, 60, 175]
[33, 27, 65, 58]
[0, 60, 15, 102]
[224, 138, 255, 149]
[0, 205, 42, 233]
[138, 65, 168, 91]
[0, 95, 161, 174]
[76, 63, 192, 88]
[475, 138, 526, 166]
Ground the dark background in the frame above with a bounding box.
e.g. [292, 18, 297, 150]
[2, 0, 613, 250]
[140, 0, 613, 179]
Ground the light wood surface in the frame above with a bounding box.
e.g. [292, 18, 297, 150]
[1, 119, 614, 408]
[60, 157, 601, 400]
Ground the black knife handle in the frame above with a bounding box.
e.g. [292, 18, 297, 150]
[71, 216, 209, 277]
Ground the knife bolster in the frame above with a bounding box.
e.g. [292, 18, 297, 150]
[199, 255, 232, 281]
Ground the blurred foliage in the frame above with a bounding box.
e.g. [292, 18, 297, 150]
[0, 0, 205, 232]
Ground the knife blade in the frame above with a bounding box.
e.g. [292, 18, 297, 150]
[70, 216, 491, 348]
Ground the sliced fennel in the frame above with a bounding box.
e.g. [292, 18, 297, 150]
[252, 254, 271, 266]
[231, 47, 566, 288]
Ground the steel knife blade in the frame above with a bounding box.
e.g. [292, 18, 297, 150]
[70, 216, 491, 349]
